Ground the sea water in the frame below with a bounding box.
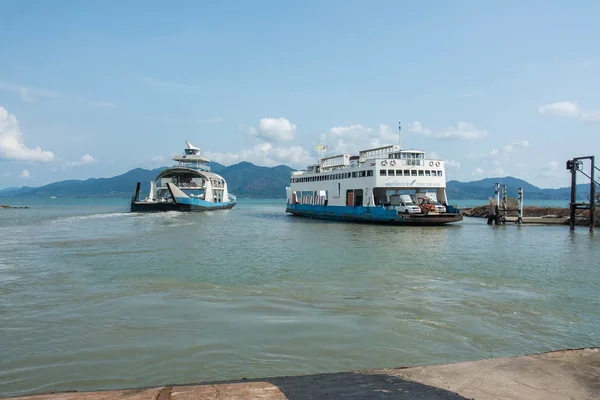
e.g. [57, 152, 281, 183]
[0, 197, 598, 397]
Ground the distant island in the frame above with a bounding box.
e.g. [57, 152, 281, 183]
[0, 163, 592, 200]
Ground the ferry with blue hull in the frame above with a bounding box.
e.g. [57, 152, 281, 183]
[285, 144, 462, 225]
[131, 141, 236, 212]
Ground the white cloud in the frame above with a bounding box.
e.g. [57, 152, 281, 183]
[408, 121, 487, 140]
[427, 151, 440, 159]
[473, 167, 484, 176]
[490, 139, 530, 157]
[493, 167, 507, 176]
[579, 60, 593, 68]
[0, 81, 115, 108]
[249, 117, 297, 142]
[206, 143, 312, 168]
[407, 121, 432, 136]
[0, 106, 56, 163]
[65, 154, 97, 167]
[582, 109, 600, 123]
[538, 101, 600, 124]
[537, 102, 580, 117]
[438, 122, 488, 140]
[445, 160, 461, 169]
[19, 169, 30, 178]
[539, 160, 563, 179]
[327, 123, 401, 153]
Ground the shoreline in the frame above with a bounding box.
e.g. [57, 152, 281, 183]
[5, 347, 599, 400]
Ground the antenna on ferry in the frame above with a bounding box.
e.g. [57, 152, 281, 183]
[398, 121, 402, 149]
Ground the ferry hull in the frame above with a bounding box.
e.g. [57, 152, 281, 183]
[131, 201, 236, 213]
[286, 204, 462, 226]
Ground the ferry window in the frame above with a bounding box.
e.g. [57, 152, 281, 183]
[388, 169, 395, 176]
[411, 170, 417, 176]
[380, 170, 387, 176]
[438, 171, 443, 177]
[396, 170, 402, 176]
[367, 170, 373, 176]
[352, 172, 358, 178]
[359, 171, 366, 177]
[425, 170, 431, 176]
[404, 169, 409, 176]
[418, 170, 424, 176]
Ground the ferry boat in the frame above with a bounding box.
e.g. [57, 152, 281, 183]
[285, 144, 462, 225]
[131, 141, 236, 212]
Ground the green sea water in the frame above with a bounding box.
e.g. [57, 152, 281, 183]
[0, 197, 598, 397]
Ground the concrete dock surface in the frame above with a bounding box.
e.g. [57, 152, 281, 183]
[7, 348, 599, 400]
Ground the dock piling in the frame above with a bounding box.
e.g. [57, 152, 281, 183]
[517, 188, 523, 224]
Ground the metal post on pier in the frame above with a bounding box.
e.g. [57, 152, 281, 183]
[502, 185, 508, 219]
[590, 156, 595, 231]
[568, 160, 577, 231]
[517, 188, 523, 224]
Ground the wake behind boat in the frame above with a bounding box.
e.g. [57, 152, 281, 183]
[131, 141, 236, 212]
[285, 144, 462, 225]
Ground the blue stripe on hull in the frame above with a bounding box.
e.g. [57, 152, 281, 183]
[131, 201, 236, 213]
[285, 204, 462, 225]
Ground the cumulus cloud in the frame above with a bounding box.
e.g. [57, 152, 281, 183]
[445, 160, 461, 168]
[473, 167, 484, 176]
[538, 101, 600, 124]
[205, 143, 312, 168]
[65, 154, 97, 167]
[582, 109, 600, 123]
[489, 139, 530, 157]
[326, 123, 401, 153]
[408, 121, 487, 140]
[538, 160, 564, 179]
[249, 117, 297, 142]
[0, 106, 56, 163]
[19, 169, 30, 178]
[538, 101, 580, 117]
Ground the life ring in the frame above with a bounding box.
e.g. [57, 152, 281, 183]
[429, 161, 434, 167]
[381, 160, 388, 166]
[435, 161, 440, 167]
[390, 160, 396, 166]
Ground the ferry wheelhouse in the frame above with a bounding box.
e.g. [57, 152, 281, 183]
[285, 145, 462, 225]
[131, 141, 236, 212]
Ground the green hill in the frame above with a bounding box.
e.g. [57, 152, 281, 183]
[1, 169, 593, 200]
[1, 162, 293, 199]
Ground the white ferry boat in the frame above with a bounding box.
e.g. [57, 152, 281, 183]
[285, 144, 462, 225]
[131, 141, 236, 212]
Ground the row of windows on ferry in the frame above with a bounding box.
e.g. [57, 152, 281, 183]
[381, 169, 443, 177]
[291, 169, 442, 183]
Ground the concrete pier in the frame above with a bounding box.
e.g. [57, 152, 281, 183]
[6, 348, 599, 400]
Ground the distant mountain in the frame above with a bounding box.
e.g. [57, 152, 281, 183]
[0, 162, 293, 199]
[2, 169, 593, 200]
[446, 176, 594, 200]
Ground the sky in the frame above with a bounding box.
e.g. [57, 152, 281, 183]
[1, 0, 599, 189]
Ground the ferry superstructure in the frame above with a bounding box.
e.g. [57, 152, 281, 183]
[285, 144, 462, 225]
[131, 141, 236, 212]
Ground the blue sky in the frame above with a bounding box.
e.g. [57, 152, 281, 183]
[1, 0, 598, 189]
